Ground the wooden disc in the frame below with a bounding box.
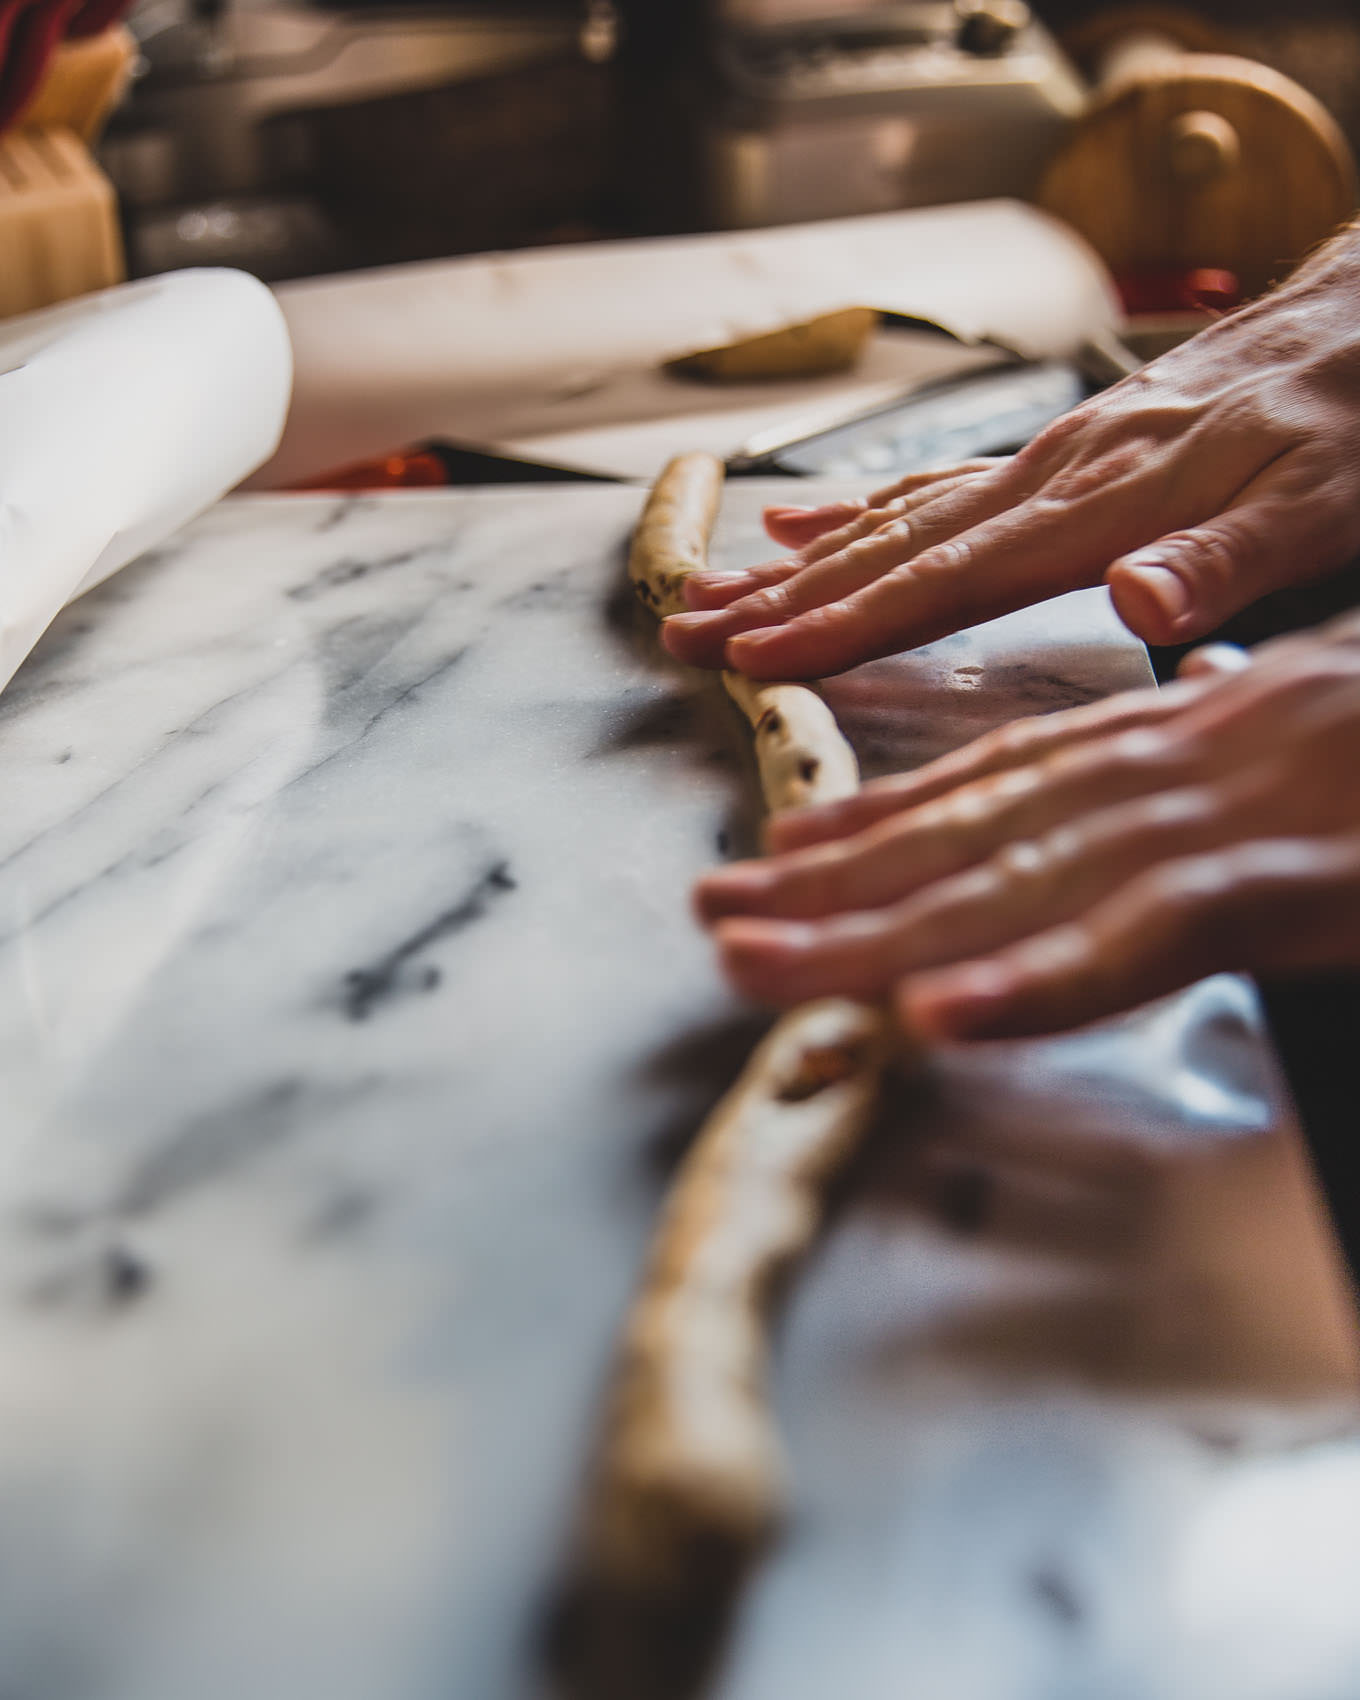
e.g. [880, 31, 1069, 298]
[1038, 56, 1359, 298]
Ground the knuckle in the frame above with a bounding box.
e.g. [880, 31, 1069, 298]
[1140, 783, 1220, 833]
[1049, 446, 1145, 503]
[802, 526, 852, 563]
[1105, 725, 1191, 774]
[993, 836, 1056, 885]
[1046, 724, 1190, 791]
[1172, 525, 1244, 595]
[877, 514, 919, 553]
[1025, 405, 1090, 458]
[748, 581, 795, 619]
[941, 773, 1017, 829]
[1012, 919, 1091, 981]
[908, 796, 977, 858]
[906, 534, 976, 583]
[1032, 820, 1086, 869]
[991, 715, 1048, 762]
[936, 533, 977, 572]
[1154, 853, 1233, 908]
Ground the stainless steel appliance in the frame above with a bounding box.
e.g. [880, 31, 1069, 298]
[705, 1, 1087, 227]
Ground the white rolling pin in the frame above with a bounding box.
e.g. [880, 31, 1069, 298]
[0, 267, 293, 693]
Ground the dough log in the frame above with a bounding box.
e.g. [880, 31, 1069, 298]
[627, 451, 725, 618]
[723, 672, 859, 812]
[579, 454, 894, 1620]
[588, 998, 889, 1592]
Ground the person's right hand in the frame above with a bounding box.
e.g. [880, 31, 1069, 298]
[662, 228, 1360, 680]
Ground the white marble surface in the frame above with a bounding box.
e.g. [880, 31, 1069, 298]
[0, 484, 1357, 1700]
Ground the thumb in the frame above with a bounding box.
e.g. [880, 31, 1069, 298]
[1106, 463, 1355, 647]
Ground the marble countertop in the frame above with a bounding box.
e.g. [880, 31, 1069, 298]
[0, 483, 1357, 1700]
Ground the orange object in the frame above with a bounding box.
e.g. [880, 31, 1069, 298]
[284, 439, 616, 492]
[18, 22, 135, 140]
[289, 449, 453, 492]
[0, 23, 132, 319]
[0, 122, 123, 316]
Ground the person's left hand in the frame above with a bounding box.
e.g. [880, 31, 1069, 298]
[693, 622, 1360, 1040]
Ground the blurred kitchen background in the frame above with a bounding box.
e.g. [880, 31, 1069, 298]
[88, 0, 1360, 285]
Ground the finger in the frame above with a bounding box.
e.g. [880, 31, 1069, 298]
[690, 471, 1006, 624]
[901, 834, 1360, 1041]
[686, 483, 977, 607]
[864, 459, 1005, 511]
[759, 461, 1004, 551]
[1177, 643, 1251, 679]
[1106, 455, 1360, 647]
[675, 469, 997, 613]
[663, 469, 1028, 670]
[715, 909, 916, 1005]
[723, 486, 1141, 679]
[764, 677, 1210, 855]
[763, 501, 865, 548]
[727, 416, 1337, 680]
[707, 783, 1247, 1013]
[682, 558, 801, 611]
[1172, 639, 1360, 752]
[796, 467, 1006, 567]
[707, 770, 1235, 946]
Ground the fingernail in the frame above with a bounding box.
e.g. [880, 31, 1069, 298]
[696, 864, 772, 915]
[662, 610, 713, 632]
[905, 963, 1014, 1037]
[705, 861, 770, 890]
[726, 628, 777, 662]
[718, 918, 808, 963]
[1179, 641, 1250, 679]
[1119, 558, 1192, 628]
[764, 504, 816, 519]
[685, 571, 761, 612]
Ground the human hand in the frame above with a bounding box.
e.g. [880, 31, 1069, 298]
[693, 621, 1360, 1041]
[662, 229, 1360, 679]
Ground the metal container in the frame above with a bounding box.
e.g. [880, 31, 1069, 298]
[706, 1, 1087, 226]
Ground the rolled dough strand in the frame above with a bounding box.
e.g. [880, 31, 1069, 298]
[626, 450, 724, 617]
[577, 456, 894, 1633]
[588, 997, 890, 1599]
[723, 671, 859, 812]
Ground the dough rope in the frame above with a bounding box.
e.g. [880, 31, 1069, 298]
[589, 997, 889, 1592]
[722, 672, 860, 813]
[627, 451, 725, 619]
[590, 455, 893, 1605]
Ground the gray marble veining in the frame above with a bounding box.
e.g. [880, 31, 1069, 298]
[0, 483, 1357, 1700]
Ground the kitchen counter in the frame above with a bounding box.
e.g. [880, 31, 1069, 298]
[0, 482, 1356, 1700]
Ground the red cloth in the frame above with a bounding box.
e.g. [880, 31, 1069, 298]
[0, 0, 132, 136]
